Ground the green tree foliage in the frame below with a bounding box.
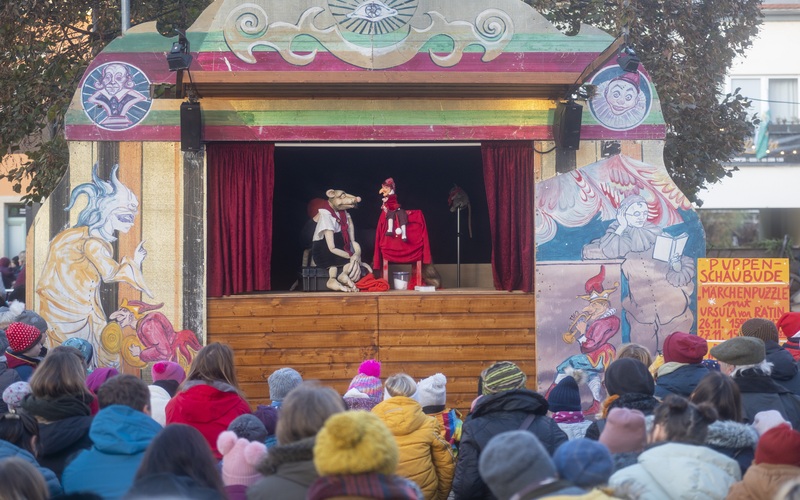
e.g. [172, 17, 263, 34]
[526, 0, 762, 203]
[2, 0, 760, 204]
[0, 0, 211, 203]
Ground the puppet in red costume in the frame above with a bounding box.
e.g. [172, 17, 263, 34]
[110, 299, 202, 365]
[379, 178, 408, 241]
[547, 266, 620, 415]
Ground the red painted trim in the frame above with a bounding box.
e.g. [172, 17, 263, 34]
[66, 125, 182, 141]
[67, 123, 665, 142]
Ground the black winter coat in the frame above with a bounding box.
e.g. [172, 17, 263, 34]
[735, 371, 800, 429]
[451, 389, 567, 500]
[584, 392, 659, 441]
[765, 341, 800, 395]
[654, 363, 710, 399]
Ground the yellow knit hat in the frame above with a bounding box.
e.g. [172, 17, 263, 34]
[313, 411, 398, 476]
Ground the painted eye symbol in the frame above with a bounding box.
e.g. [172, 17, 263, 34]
[346, 1, 398, 22]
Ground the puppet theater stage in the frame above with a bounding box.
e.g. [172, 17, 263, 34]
[29, 0, 680, 410]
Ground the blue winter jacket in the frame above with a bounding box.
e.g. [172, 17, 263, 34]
[62, 404, 162, 499]
[654, 363, 710, 398]
[0, 439, 63, 497]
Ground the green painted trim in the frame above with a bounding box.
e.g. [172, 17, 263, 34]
[69, 103, 665, 128]
[102, 29, 611, 54]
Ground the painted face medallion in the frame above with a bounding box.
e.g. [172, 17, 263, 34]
[81, 62, 151, 131]
[588, 66, 652, 131]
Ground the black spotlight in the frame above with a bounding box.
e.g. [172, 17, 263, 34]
[167, 31, 192, 72]
[617, 45, 640, 73]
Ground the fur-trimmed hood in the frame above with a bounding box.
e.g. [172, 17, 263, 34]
[257, 436, 315, 476]
[705, 420, 758, 450]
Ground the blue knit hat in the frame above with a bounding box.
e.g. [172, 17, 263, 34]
[547, 376, 581, 412]
[553, 438, 613, 488]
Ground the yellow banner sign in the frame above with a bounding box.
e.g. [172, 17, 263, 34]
[697, 258, 790, 346]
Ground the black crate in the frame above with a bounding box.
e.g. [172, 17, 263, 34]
[301, 267, 329, 292]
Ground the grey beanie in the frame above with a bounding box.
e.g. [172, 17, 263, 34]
[15, 310, 49, 335]
[479, 430, 556, 500]
[268, 367, 303, 402]
[227, 414, 268, 443]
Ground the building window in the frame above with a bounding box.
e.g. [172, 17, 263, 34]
[769, 78, 798, 123]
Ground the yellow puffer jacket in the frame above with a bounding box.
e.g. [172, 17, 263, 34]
[372, 396, 455, 500]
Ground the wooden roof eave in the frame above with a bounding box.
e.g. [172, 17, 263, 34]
[174, 70, 582, 100]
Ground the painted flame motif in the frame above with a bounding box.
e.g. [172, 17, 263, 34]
[346, 1, 398, 22]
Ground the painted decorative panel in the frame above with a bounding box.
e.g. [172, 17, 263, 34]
[535, 154, 706, 410]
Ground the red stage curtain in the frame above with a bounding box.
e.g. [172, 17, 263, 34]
[207, 142, 275, 296]
[481, 141, 534, 292]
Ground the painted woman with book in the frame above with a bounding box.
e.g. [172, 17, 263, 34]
[582, 194, 695, 353]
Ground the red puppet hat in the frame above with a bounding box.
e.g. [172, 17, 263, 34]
[611, 71, 641, 89]
[382, 178, 396, 190]
[578, 265, 619, 303]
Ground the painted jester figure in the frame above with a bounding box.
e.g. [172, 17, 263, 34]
[547, 266, 620, 416]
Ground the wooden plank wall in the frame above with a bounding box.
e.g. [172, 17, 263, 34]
[207, 292, 535, 412]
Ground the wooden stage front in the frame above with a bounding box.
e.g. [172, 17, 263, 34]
[208, 291, 536, 411]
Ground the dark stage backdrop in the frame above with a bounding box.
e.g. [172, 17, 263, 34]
[271, 145, 491, 290]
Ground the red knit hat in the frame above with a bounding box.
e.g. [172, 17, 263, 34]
[6, 322, 42, 353]
[663, 332, 708, 364]
[755, 424, 800, 466]
[777, 312, 800, 339]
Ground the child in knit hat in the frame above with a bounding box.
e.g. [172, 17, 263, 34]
[148, 361, 186, 427]
[598, 407, 647, 472]
[416, 373, 463, 456]
[480, 361, 527, 395]
[654, 331, 709, 398]
[343, 359, 383, 411]
[727, 424, 800, 500]
[778, 311, 800, 361]
[2, 381, 31, 413]
[227, 414, 268, 443]
[546, 372, 591, 440]
[217, 429, 268, 500]
[308, 411, 423, 500]
[4, 322, 46, 381]
[553, 438, 614, 489]
[268, 367, 303, 407]
[478, 430, 587, 500]
[372, 373, 454, 500]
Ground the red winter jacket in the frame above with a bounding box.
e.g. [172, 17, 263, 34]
[784, 338, 800, 362]
[165, 381, 251, 459]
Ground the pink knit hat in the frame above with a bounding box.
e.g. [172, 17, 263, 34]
[217, 430, 268, 487]
[151, 361, 186, 384]
[346, 360, 382, 400]
[599, 407, 647, 454]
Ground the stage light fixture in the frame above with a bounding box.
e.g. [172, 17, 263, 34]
[167, 31, 192, 72]
[617, 45, 640, 73]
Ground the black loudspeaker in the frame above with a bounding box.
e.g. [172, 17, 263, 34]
[180, 101, 202, 152]
[553, 101, 582, 150]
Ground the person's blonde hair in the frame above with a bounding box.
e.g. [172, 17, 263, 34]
[384, 373, 416, 398]
[276, 382, 345, 445]
[0, 456, 49, 500]
[616, 343, 653, 369]
[28, 347, 90, 400]
[184, 343, 242, 395]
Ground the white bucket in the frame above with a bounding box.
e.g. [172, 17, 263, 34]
[392, 271, 411, 290]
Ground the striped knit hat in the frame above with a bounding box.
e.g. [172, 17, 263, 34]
[481, 361, 527, 395]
